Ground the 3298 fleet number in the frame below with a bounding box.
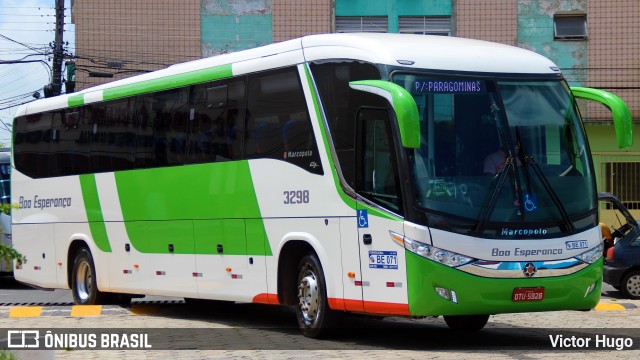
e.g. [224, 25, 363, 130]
[283, 190, 310, 204]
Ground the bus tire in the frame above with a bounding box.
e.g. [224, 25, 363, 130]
[443, 314, 490, 331]
[295, 253, 341, 338]
[71, 248, 106, 305]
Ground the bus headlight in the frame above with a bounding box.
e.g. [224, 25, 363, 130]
[574, 243, 603, 264]
[390, 231, 474, 267]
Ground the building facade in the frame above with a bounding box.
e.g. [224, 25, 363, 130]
[71, 0, 639, 212]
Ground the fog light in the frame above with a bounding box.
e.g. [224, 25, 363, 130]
[435, 287, 451, 300]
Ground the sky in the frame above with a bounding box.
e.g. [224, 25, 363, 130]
[0, 0, 74, 146]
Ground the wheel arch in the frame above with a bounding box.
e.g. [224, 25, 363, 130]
[276, 233, 333, 306]
[66, 234, 97, 289]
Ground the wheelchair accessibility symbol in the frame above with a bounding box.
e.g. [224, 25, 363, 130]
[523, 193, 538, 213]
[357, 210, 369, 228]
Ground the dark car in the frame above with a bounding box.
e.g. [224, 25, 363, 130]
[599, 192, 640, 299]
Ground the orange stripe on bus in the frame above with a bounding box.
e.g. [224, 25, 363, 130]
[331, 299, 408, 315]
[364, 301, 410, 316]
[328, 298, 365, 312]
[252, 293, 279, 305]
[254, 294, 407, 316]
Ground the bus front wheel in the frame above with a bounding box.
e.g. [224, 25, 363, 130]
[443, 314, 490, 331]
[71, 248, 106, 305]
[295, 253, 341, 338]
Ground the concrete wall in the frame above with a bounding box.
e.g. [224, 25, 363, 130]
[201, 0, 273, 56]
[586, 0, 639, 122]
[73, 0, 201, 90]
[273, 0, 332, 42]
[516, 0, 587, 86]
[336, 0, 451, 33]
[456, 0, 517, 44]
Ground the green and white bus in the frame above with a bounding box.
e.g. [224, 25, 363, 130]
[11, 33, 632, 337]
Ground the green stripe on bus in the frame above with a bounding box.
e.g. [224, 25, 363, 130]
[115, 161, 272, 255]
[68, 94, 84, 108]
[79, 175, 112, 252]
[102, 64, 233, 101]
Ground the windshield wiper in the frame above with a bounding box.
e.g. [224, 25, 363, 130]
[475, 156, 516, 233]
[516, 128, 575, 233]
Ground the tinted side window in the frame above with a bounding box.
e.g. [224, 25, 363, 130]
[13, 113, 52, 178]
[136, 87, 190, 168]
[188, 78, 246, 164]
[51, 109, 92, 176]
[309, 62, 382, 185]
[91, 99, 136, 173]
[245, 68, 322, 175]
[357, 108, 402, 214]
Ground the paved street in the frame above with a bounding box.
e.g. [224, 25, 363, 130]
[0, 276, 639, 359]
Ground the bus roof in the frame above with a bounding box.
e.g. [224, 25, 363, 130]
[15, 33, 560, 117]
[301, 33, 559, 75]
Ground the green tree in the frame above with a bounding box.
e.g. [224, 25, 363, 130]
[0, 204, 25, 269]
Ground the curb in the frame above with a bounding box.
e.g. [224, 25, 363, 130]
[0, 303, 180, 318]
[0, 300, 637, 318]
[594, 301, 637, 311]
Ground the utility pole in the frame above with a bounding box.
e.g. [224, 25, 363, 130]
[46, 0, 65, 97]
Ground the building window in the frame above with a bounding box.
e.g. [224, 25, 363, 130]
[604, 162, 640, 210]
[554, 14, 587, 40]
[336, 16, 388, 33]
[399, 16, 451, 36]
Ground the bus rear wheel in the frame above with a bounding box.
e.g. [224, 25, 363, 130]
[71, 248, 107, 305]
[295, 254, 341, 338]
[443, 314, 490, 331]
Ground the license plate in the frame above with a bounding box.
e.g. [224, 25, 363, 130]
[512, 287, 544, 302]
[368, 250, 398, 269]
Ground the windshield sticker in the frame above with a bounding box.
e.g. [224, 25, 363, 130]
[369, 250, 398, 269]
[523, 192, 539, 213]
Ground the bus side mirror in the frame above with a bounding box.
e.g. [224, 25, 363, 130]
[349, 80, 420, 149]
[571, 86, 633, 149]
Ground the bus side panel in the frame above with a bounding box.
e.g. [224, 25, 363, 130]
[194, 219, 251, 301]
[265, 217, 344, 303]
[337, 217, 363, 311]
[13, 223, 58, 288]
[104, 221, 154, 294]
[249, 158, 353, 304]
[356, 213, 409, 315]
[123, 220, 197, 297]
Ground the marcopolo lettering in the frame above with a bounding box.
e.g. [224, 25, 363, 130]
[500, 228, 548, 236]
[284, 150, 313, 159]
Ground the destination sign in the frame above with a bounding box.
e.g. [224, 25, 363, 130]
[414, 80, 485, 94]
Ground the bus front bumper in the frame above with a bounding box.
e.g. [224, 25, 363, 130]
[406, 251, 602, 316]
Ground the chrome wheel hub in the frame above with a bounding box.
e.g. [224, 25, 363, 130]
[76, 261, 92, 301]
[297, 271, 319, 322]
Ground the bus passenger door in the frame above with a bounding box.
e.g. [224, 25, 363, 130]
[355, 108, 409, 315]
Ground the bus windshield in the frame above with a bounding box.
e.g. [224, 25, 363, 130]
[393, 74, 595, 238]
